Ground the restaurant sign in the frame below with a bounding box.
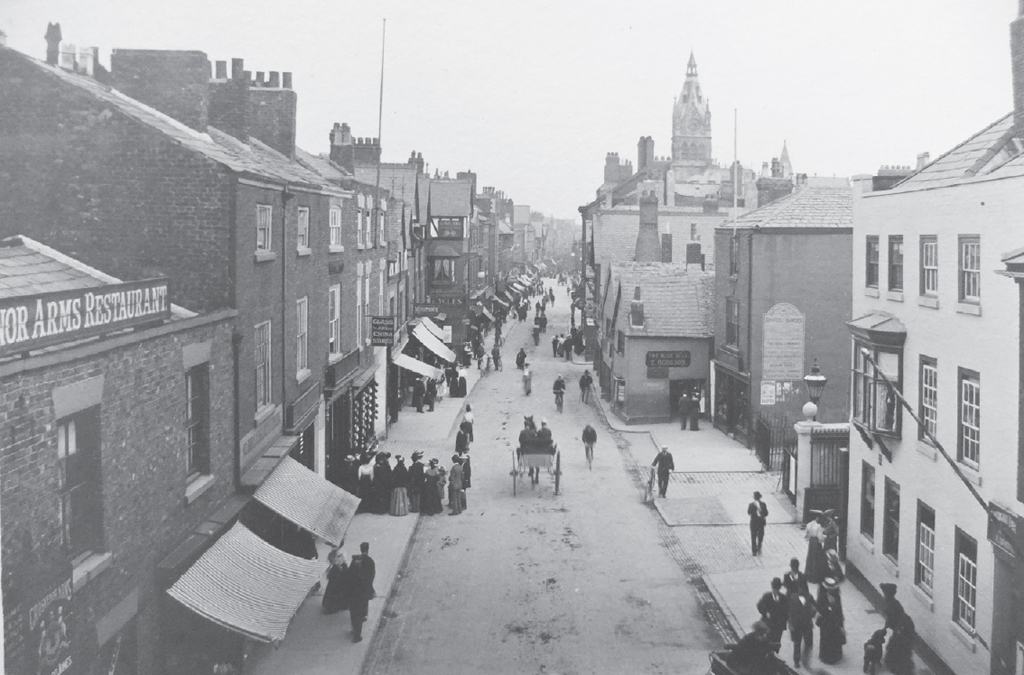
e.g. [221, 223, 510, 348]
[645, 351, 691, 368]
[370, 316, 397, 346]
[0, 278, 170, 358]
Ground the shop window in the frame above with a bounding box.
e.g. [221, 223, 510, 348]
[726, 299, 739, 346]
[866, 236, 879, 288]
[882, 477, 900, 561]
[958, 235, 980, 303]
[920, 236, 938, 296]
[888, 235, 904, 291]
[185, 365, 210, 479]
[915, 502, 935, 596]
[58, 409, 103, 559]
[851, 340, 901, 437]
[954, 528, 977, 631]
[958, 368, 981, 469]
[255, 321, 272, 410]
[919, 356, 938, 440]
[860, 461, 875, 540]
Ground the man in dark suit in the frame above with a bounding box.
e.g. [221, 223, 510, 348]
[412, 378, 426, 413]
[748, 491, 769, 555]
[348, 542, 376, 642]
[783, 557, 808, 597]
[756, 577, 789, 652]
[425, 378, 437, 412]
[652, 446, 675, 498]
[788, 587, 817, 668]
[677, 395, 693, 431]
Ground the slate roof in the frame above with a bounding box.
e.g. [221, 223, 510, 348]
[294, 148, 351, 183]
[592, 210, 728, 269]
[723, 182, 852, 230]
[608, 262, 715, 338]
[429, 180, 473, 217]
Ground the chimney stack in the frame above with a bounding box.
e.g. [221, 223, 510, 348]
[214, 60, 227, 79]
[916, 152, 931, 170]
[44, 23, 61, 65]
[329, 122, 355, 170]
[210, 57, 250, 141]
[282, 72, 292, 89]
[629, 286, 645, 327]
[268, 71, 279, 88]
[634, 191, 661, 263]
[248, 67, 297, 158]
[110, 49, 211, 131]
[1012, 2, 1024, 136]
[231, 58, 244, 80]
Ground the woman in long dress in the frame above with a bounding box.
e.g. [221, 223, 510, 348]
[804, 511, 828, 584]
[816, 577, 845, 664]
[321, 548, 349, 614]
[407, 452, 424, 513]
[422, 459, 443, 515]
[390, 456, 409, 516]
[356, 456, 374, 513]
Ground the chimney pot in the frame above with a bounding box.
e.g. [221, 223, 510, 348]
[282, 72, 292, 89]
[268, 71, 279, 87]
[231, 58, 244, 80]
[255, 71, 265, 86]
[243, 69, 252, 81]
[215, 60, 227, 79]
[44, 22, 62, 66]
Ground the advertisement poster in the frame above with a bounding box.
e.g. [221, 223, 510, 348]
[29, 576, 73, 675]
[760, 381, 777, 406]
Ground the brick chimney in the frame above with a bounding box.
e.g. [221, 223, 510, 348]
[629, 286, 645, 327]
[634, 191, 661, 262]
[1012, 1, 1024, 136]
[44, 23, 61, 65]
[916, 152, 931, 170]
[604, 152, 620, 184]
[248, 70, 297, 158]
[110, 49, 211, 132]
[209, 58, 249, 141]
[329, 122, 354, 171]
[637, 136, 654, 171]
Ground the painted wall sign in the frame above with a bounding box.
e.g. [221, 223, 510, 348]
[370, 316, 396, 346]
[0, 278, 170, 358]
[413, 304, 440, 316]
[645, 351, 691, 368]
[988, 501, 1022, 558]
[761, 303, 806, 380]
[760, 381, 777, 405]
[29, 576, 73, 675]
[436, 296, 465, 307]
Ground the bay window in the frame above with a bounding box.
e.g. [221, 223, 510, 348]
[852, 340, 902, 437]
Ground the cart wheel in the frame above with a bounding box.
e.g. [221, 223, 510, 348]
[511, 452, 517, 496]
[554, 451, 561, 495]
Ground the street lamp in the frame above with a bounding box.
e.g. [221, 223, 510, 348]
[802, 359, 828, 421]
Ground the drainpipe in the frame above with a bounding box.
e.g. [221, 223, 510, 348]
[228, 174, 241, 487]
[281, 186, 294, 427]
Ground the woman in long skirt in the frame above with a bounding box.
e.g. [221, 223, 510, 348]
[407, 452, 424, 513]
[816, 577, 845, 664]
[321, 548, 349, 614]
[422, 460, 443, 515]
[804, 511, 828, 584]
[390, 456, 410, 516]
[356, 456, 374, 513]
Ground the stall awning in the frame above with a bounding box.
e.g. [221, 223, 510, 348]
[413, 323, 456, 362]
[480, 306, 496, 322]
[254, 456, 361, 547]
[419, 316, 447, 341]
[509, 281, 527, 292]
[167, 522, 326, 644]
[392, 353, 444, 379]
[492, 295, 509, 308]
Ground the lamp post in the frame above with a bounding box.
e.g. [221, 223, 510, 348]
[802, 359, 828, 421]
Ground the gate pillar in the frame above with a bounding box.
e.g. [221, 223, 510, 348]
[793, 418, 818, 521]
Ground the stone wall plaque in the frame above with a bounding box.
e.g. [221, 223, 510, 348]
[762, 303, 805, 380]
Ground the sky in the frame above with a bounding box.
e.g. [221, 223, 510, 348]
[1, 1, 1019, 219]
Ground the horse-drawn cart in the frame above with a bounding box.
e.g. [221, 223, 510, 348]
[512, 439, 560, 496]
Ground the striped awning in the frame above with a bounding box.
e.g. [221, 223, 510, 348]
[167, 522, 326, 644]
[491, 295, 509, 308]
[412, 323, 456, 362]
[419, 316, 447, 341]
[480, 306, 496, 322]
[254, 456, 361, 547]
[392, 352, 444, 379]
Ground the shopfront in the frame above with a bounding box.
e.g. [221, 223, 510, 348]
[713, 360, 752, 445]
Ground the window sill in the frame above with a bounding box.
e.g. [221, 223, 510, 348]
[918, 295, 940, 309]
[880, 554, 900, 577]
[73, 551, 113, 593]
[329, 244, 345, 254]
[297, 368, 311, 385]
[254, 403, 278, 426]
[912, 584, 934, 612]
[254, 250, 277, 263]
[886, 290, 904, 302]
[296, 246, 312, 257]
[858, 534, 875, 555]
[328, 351, 344, 364]
[864, 287, 880, 298]
[185, 474, 216, 504]
[916, 441, 938, 461]
[960, 464, 982, 486]
[357, 243, 366, 250]
[957, 302, 982, 316]
[949, 621, 978, 653]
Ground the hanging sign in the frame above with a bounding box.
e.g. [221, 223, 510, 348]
[370, 316, 396, 346]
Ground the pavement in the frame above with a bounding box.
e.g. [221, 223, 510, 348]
[596, 398, 944, 675]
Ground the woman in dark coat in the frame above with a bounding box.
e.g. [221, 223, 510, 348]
[816, 577, 845, 664]
[422, 459, 444, 515]
[372, 454, 393, 515]
[390, 456, 410, 516]
[407, 452, 425, 512]
[321, 548, 349, 614]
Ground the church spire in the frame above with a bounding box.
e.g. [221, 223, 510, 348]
[687, 51, 697, 77]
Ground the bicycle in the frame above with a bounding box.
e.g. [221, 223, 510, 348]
[555, 390, 564, 413]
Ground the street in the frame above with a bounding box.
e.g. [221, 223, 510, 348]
[363, 281, 721, 675]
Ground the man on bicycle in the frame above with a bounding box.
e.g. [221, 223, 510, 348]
[581, 424, 597, 466]
[553, 374, 566, 412]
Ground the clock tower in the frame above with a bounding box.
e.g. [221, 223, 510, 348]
[671, 52, 712, 177]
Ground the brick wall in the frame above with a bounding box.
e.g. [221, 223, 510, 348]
[109, 49, 211, 132]
[0, 315, 235, 675]
[248, 87, 296, 159]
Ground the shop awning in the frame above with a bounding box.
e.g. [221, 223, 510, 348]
[480, 306, 495, 322]
[167, 522, 326, 644]
[509, 280, 527, 292]
[413, 323, 456, 362]
[492, 295, 509, 308]
[254, 456, 361, 547]
[392, 352, 444, 379]
[419, 316, 447, 341]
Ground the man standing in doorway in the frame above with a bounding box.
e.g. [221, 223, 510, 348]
[677, 394, 693, 431]
[348, 542, 376, 642]
[651, 445, 675, 498]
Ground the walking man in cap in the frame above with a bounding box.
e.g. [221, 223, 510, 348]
[348, 542, 376, 642]
[652, 446, 675, 498]
[748, 490, 769, 555]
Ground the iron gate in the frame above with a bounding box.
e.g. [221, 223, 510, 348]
[754, 412, 796, 471]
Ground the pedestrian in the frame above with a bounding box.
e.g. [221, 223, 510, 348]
[788, 586, 817, 669]
[756, 577, 788, 651]
[448, 454, 464, 515]
[522, 366, 532, 396]
[455, 424, 469, 455]
[491, 345, 502, 371]
[340, 454, 359, 496]
[516, 347, 527, 370]
[347, 542, 376, 643]
[825, 547, 845, 583]
[804, 510, 829, 585]
[422, 459, 443, 515]
[459, 447, 471, 509]
[687, 391, 701, 430]
[579, 370, 593, 403]
[412, 377, 425, 413]
[462, 404, 474, 442]
[881, 583, 916, 675]
[408, 452, 425, 513]
[539, 313, 548, 333]
[321, 546, 349, 614]
[783, 557, 808, 597]
[677, 394, 693, 431]
[816, 577, 845, 664]
[551, 334, 560, 357]
[863, 629, 886, 675]
[652, 445, 675, 498]
[356, 455, 375, 512]
[822, 508, 840, 552]
[581, 424, 597, 460]
[725, 620, 777, 673]
[372, 453, 392, 515]
[748, 491, 769, 555]
[390, 456, 409, 517]
[425, 377, 437, 412]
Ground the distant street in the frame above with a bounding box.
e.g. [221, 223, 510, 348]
[363, 280, 720, 675]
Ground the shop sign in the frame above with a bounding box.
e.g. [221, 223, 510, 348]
[762, 303, 805, 380]
[413, 304, 440, 317]
[645, 351, 691, 368]
[760, 381, 777, 405]
[437, 296, 465, 307]
[370, 316, 396, 346]
[431, 217, 464, 239]
[0, 278, 170, 358]
[988, 501, 1023, 558]
[29, 576, 73, 675]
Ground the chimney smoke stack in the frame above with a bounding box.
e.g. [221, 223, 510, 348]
[1011, 4, 1024, 135]
[231, 58, 244, 80]
[268, 71, 279, 88]
[282, 72, 292, 89]
[215, 60, 227, 79]
[44, 22, 62, 66]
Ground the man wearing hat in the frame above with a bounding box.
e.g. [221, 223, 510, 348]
[408, 452, 425, 513]
[651, 446, 675, 498]
[757, 577, 788, 651]
[748, 490, 769, 555]
[347, 542, 376, 642]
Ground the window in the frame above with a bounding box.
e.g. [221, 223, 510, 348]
[255, 321, 272, 410]
[915, 502, 935, 596]
[378, 199, 387, 246]
[378, 269, 385, 315]
[356, 277, 364, 348]
[866, 236, 880, 288]
[888, 235, 904, 291]
[725, 299, 739, 346]
[58, 410, 103, 558]
[364, 196, 374, 246]
[356, 195, 365, 247]
[328, 285, 341, 356]
[920, 236, 938, 296]
[954, 529, 978, 631]
[919, 357, 938, 441]
[882, 477, 900, 561]
[616, 330, 625, 355]
[958, 368, 981, 468]
[729, 236, 739, 276]
[433, 259, 455, 283]
[852, 341, 901, 436]
[256, 205, 273, 252]
[363, 276, 371, 345]
[296, 297, 308, 374]
[185, 366, 210, 479]
[691, 223, 699, 241]
[959, 236, 980, 303]
[329, 207, 342, 247]
[296, 206, 309, 250]
[860, 462, 875, 540]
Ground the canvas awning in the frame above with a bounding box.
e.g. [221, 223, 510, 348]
[419, 316, 447, 341]
[480, 306, 495, 322]
[392, 353, 444, 379]
[412, 323, 456, 362]
[509, 280, 527, 292]
[491, 295, 509, 308]
[167, 522, 326, 644]
[254, 457, 361, 547]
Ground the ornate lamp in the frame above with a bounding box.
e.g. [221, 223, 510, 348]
[802, 359, 828, 421]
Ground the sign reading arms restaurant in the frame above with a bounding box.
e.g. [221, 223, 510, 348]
[0, 278, 171, 357]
